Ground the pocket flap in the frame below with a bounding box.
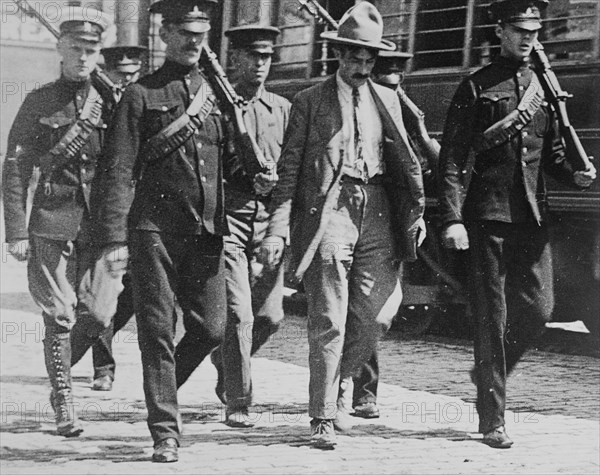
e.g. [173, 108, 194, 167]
[39, 114, 73, 129]
[480, 91, 512, 102]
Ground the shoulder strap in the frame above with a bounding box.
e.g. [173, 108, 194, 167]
[40, 86, 104, 184]
[475, 74, 544, 153]
[142, 81, 218, 165]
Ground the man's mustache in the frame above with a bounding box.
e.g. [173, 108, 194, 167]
[352, 73, 369, 80]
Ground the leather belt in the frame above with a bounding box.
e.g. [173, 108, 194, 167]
[341, 174, 385, 186]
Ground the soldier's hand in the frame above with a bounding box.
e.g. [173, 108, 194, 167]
[102, 243, 129, 277]
[574, 162, 597, 188]
[417, 218, 427, 247]
[253, 166, 278, 196]
[7, 239, 29, 262]
[442, 223, 469, 251]
[259, 235, 285, 269]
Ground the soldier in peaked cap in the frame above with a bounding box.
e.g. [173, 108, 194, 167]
[2, 7, 119, 438]
[371, 50, 412, 89]
[101, 45, 147, 89]
[260, 2, 425, 449]
[439, 0, 596, 449]
[90, 0, 234, 463]
[187, 24, 291, 429]
[345, 48, 415, 423]
[82, 43, 147, 393]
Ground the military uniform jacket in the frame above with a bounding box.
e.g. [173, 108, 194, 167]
[438, 56, 577, 227]
[91, 60, 229, 245]
[2, 77, 112, 242]
[266, 76, 425, 281]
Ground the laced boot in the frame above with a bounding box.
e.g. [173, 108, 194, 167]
[44, 333, 83, 437]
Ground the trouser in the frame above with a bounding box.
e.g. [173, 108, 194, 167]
[130, 230, 226, 445]
[353, 350, 379, 406]
[220, 194, 285, 411]
[92, 273, 135, 380]
[28, 234, 120, 422]
[303, 181, 402, 419]
[466, 221, 553, 433]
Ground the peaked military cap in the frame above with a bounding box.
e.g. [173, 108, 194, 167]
[489, 0, 549, 31]
[225, 25, 280, 54]
[59, 6, 111, 43]
[149, 0, 217, 33]
[102, 45, 147, 73]
[372, 50, 413, 76]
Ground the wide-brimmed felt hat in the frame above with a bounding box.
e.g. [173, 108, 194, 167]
[489, 0, 549, 31]
[321, 2, 395, 51]
[225, 25, 280, 54]
[101, 45, 147, 73]
[59, 6, 111, 43]
[150, 0, 217, 33]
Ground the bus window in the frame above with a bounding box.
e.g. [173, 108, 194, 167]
[412, 0, 469, 70]
[542, 0, 599, 62]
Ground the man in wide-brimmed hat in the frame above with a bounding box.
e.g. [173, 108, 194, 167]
[260, 1, 425, 449]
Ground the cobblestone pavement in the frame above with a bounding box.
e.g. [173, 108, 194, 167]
[1, 259, 599, 474]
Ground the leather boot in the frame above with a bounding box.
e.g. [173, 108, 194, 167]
[44, 333, 83, 437]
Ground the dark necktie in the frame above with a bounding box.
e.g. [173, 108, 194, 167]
[352, 87, 365, 178]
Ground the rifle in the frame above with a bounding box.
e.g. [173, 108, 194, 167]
[13, 0, 119, 103]
[298, 0, 339, 29]
[531, 40, 593, 172]
[199, 46, 269, 178]
[297, 0, 440, 171]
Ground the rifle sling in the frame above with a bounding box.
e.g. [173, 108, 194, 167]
[40, 86, 104, 185]
[142, 83, 217, 165]
[475, 74, 544, 153]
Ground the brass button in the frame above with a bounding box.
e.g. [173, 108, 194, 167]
[162, 106, 168, 111]
[201, 176, 207, 182]
[522, 147, 528, 153]
[522, 131, 528, 137]
[199, 160, 205, 166]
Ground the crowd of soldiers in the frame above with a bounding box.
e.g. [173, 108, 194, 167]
[2, 0, 596, 463]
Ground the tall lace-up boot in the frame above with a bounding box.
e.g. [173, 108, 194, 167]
[44, 333, 83, 437]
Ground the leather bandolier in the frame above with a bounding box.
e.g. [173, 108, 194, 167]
[474, 74, 544, 153]
[39, 87, 104, 189]
[135, 83, 218, 181]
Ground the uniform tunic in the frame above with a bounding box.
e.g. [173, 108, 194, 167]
[91, 59, 232, 445]
[439, 55, 579, 433]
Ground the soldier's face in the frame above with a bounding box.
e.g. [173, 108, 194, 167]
[161, 25, 205, 66]
[106, 69, 140, 87]
[234, 50, 272, 88]
[496, 23, 539, 62]
[58, 37, 101, 81]
[336, 47, 377, 89]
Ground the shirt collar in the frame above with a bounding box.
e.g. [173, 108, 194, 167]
[494, 54, 531, 73]
[236, 84, 273, 111]
[336, 72, 369, 102]
[161, 59, 201, 79]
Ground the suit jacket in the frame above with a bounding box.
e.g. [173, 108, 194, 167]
[266, 76, 425, 281]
